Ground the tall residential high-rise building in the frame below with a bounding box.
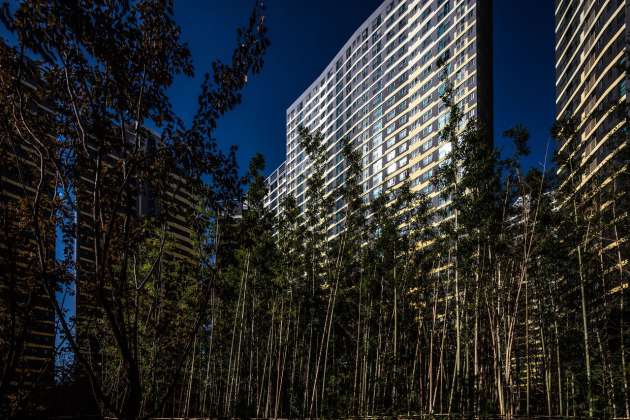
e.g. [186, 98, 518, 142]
[554, 1, 628, 284]
[265, 0, 492, 236]
[554, 4, 629, 414]
[555, 0, 627, 195]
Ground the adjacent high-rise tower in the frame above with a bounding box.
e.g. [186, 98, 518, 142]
[555, 1, 629, 288]
[265, 0, 493, 236]
[555, 0, 627, 194]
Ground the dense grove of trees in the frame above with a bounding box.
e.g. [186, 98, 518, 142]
[0, 1, 629, 419]
[186, 86, 628, 419]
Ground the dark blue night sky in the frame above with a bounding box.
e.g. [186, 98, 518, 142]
[167, 0, 557, 176]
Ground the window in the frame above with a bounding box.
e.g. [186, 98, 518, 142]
[437, 82, 447, 97]
[438, 113, 449, 129]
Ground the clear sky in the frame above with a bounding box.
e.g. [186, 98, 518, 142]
[167, 0, 557, 176]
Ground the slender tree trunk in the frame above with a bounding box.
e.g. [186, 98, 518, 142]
[525, 278, 530, 417]
[183, 332, 198, 417]
[577, 242, 594, 417]
[353, 281, 362, 413]
[612, 183, 630, 418]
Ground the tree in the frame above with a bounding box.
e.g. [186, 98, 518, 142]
[0, 0, 268, 418]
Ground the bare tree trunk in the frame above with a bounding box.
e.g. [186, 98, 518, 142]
[448, 246, 461, 415]
[353, 281, 362, 413]
[525, 278, 530, 417]
[201, 289, 216, 415]
[612, 182, 630, 418]
[224, 252, 250, 414]
[309, 279, 335, 417]
[577, 242, 594, 418]
[596, 330, 616, 416]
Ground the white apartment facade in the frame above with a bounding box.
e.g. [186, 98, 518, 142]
[265, 0, 492, 237]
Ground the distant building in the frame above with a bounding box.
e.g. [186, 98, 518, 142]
[74, 131, 199, 361]
[265, 0, 493, 236]
[0, 109, 56, 396]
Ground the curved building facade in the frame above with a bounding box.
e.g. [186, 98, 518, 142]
[266, 0, 493, 237]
